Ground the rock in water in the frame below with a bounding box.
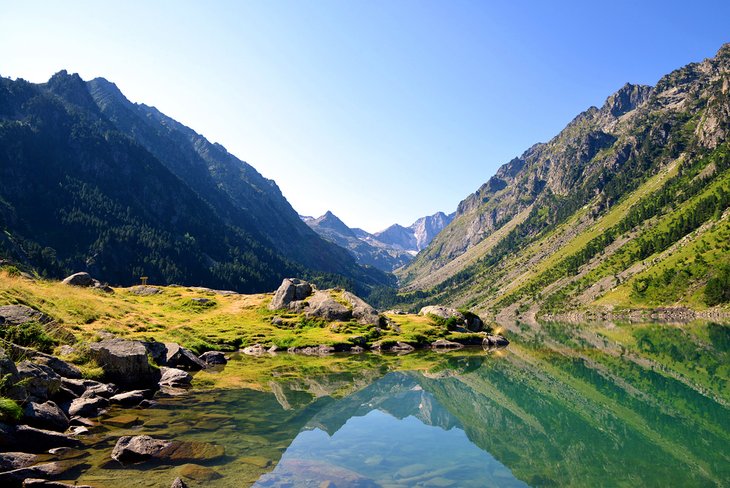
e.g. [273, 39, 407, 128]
[198, 351, 227, 365]
[159, 367, 192, 389]
[22, 401, 69, 432]
[111, 435, 225, 465]
[89, 339, 161, 387]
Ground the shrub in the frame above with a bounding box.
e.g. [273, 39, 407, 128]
[0, 397, 22, 423]
[0, 321, 57, 353]
[705, 266, 730, 306]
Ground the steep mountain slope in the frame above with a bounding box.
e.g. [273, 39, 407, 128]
[304, 211, 412, 271]
[397, 44, 730, 319]
[0, 72, 390, 291]
[85, 76, 377, 280]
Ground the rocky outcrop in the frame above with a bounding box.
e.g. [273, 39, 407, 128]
[0, 305, 53, 326]
[89, 339, 161, 387]
[419, 306, 465, 321]
[306, 291, 351, 321]
[483, 335, 510, 347]
[431, 339, 464, 350]
[269, 278, 313, 310]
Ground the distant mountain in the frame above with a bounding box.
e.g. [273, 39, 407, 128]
[0, 71, 392, 292]
[397, 43, 730, 319]
[304, 211, 413, 272]
[303, 210, 453, 272]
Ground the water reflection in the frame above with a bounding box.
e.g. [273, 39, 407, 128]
[73, 341, 729, 488]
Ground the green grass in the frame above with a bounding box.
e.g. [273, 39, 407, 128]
[0, 397, 22, 423]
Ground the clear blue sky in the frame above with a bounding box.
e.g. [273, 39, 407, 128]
[1, 1, 729, 232]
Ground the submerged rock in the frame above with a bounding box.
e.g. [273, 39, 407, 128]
[111, 435, 225, 465]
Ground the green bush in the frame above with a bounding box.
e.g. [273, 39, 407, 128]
[0, 321, 57, 353]
[0, 397, 22, 423]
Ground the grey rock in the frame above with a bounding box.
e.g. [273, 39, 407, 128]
[0, 459, 86, 486]
[68, 395, 109, 418]
[171, 478, 189, 488]
[431, 339, 464, 349]
[0, 347, 18, 380]
[241, 344, 266, 355]
[0, 305, 53, 326]
[164, 343, 207, 371]
[61, 272, 94, 287]
[0, 452, 38, 471]
[22, 401, 69, 431]
[342, 291, 380, 325]
[418, 305, 465, 322]
[80, 382, 116, 399]
[111, 435, 225, 465]
[31, 355, 82, 380]
[7, 362, 61, 402]
[129, 285, 163, 296]
[88, 338, 161, 387]
[269, 278, 313, 310]
[0, 423, 80, 452]
[109, 390, 149, 407]
[484, 335, 510, 347]
[371, 341, 415, 352]
[306, 290, 351, 321]
[60, 378, 108, 397]
[198, 351, 227, 365]
[159, 367, 192, 388]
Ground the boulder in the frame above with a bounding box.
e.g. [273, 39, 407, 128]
[430, 339, 464, 350]
[22, 401, 69, 432]
[418, 305, 465, 322]
[171, 478, 189, 488]
[68, 395, 109, 418]
[0, 452, 38, 471]
[306, 291, 351, 321]
[109, 390, 149, 407]
[241, 344, 266, 355]
[269, 278, 313, 310]
[163, 343, 207, 371]
[342, 291, 380, 325]
[61, 272, 94, 287]
[88, 339, 161, 387]
[159, 367, 192, 389]
[111, 435, 225, 465]
[483, 335, 510, 347]
[7, 362, 61, 402]
[371, 341, 415, 352]
[129, 285, 162, 296]
[198, 351, 227, 365]
[60, 378, 110, 397]
[31, 356, 82, 380]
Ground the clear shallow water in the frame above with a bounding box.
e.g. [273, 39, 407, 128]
[69, 342, 729, 488]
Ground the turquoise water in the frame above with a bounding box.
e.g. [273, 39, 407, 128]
[71, 338, 729, 488]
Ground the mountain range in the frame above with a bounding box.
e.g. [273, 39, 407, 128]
[302, 210, 454, 271]
[1, 44, 729, 316]
[0, 71, 391, 293]
[395, 43, 730, 319]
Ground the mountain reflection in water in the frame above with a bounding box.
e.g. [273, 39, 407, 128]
[72, 341, 729, 488]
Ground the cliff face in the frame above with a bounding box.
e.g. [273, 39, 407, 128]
[397, 44, 730, 316]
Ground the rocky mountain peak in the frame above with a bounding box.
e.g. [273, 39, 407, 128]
[45, 70, 100, 113]
[601, 83, 652, 118]
[312, 211, 356, 237]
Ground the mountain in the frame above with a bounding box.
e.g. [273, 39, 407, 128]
[303, 210, 454, 272]
[396, 44, 730, 319]
[304, 211, 413, 272]
[0, 71, 391, 292]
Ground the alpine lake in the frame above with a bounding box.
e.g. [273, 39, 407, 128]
[65, 320, 728, 487]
